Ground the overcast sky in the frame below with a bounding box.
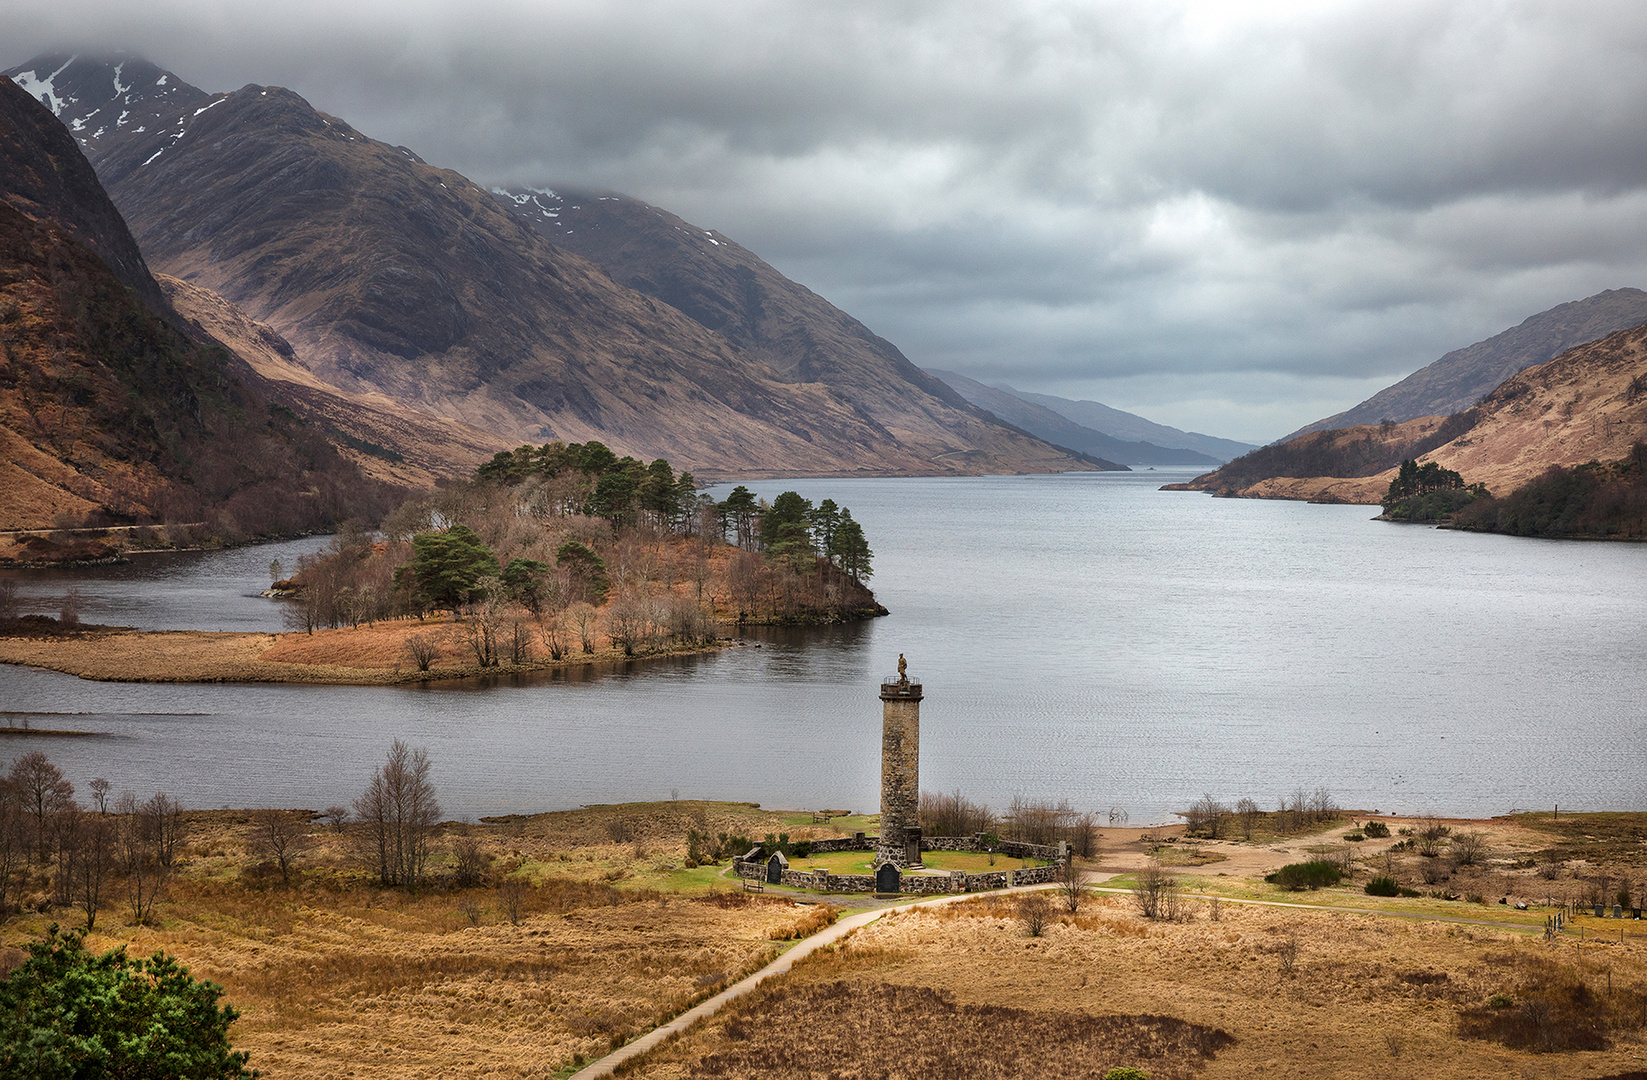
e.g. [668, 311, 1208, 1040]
[10, 0, 1647, 442]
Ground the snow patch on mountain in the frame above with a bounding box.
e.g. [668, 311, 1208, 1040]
[9, 56, 75, 113]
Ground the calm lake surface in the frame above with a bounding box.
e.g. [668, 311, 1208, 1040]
[2, 470, 1644, 824]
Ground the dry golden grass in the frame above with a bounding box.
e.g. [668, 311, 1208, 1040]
[621, 894, 1647, 1080]
[0, 803, 854, 1079]
[0, 616, 721, 685]
[6, 803, 1645, 1080]
[12, 879, 827, 1079]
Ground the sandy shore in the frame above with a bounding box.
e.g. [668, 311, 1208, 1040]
[0, 618, 726, 684]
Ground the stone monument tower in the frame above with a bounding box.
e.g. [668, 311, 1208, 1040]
[876, 653, 923, 868]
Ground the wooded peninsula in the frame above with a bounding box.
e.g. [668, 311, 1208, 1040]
[0, 441, 886, 685]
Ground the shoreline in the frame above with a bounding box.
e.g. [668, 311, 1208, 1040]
[0, 623, 733, 685]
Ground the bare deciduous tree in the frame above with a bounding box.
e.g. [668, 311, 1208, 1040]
[505, 619, 532, 664]
[115, 791, 165, 925]
[1184, 793, 1228, 838]
[538, 612, 568, 660]
[1451, 830, 1489, 867]
[88, 778, 111, 814]
[142, 793, 187, 868]
[1017, 892, 1051, 937]
[0, 778, 25, 915]
[500, 878, 525, 926]
[453, 832, 488, 887]
[1235, 796, 1261, 840]
[1059, 857, 1086, 913]
[402, 633, 439, 672]
[52, 806, 83, 907]
[73, 814, 114, 931]
[354, 740, 441, 886]
[8, 751, 74, 862]
[919, 790, 996, 838]
[322, 806, 350, 832]
[1132, 858, 1177, 920]
[566, 602, 598, 654]
[1416, 816, 1450, 858]
[251, 809, 309, 886]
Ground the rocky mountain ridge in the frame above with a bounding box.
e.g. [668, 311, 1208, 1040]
[1284, 288, 1647, 442]
[7, 53, 1096, 480]
[0, 76, 394, 540]
[1171, 326, 1647, 505]
[492, 185, 1120, 472]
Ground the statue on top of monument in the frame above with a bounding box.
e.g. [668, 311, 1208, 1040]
[897, 653, 907, 681]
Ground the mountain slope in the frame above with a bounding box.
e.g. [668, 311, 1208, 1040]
[926, 368, 1220, 466]
[0, 76, 392, 540]
[0, 60, 162, 310]
[157, 273, 499, 489]
[1284, 289, 1647, 442]
[4, 52, 209, 164]
[994, 386, 1256, 463]
[9, 54, 1094, 479]
[491, 185, 1117, 473]
[1171, 327, 1647, 505]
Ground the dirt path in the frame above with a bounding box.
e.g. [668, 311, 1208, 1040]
[565, 883, 1064, 1080]
[575, 857, 1589, 1079]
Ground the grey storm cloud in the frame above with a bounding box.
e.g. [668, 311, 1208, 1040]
[9, 0, 1647, 441]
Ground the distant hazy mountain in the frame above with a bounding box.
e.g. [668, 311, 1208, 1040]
[992, 386, 1256, 463]
[7, 53, 1099, 480]
[1283, 288, 1647, 442]
[924, 369, 1212, 466]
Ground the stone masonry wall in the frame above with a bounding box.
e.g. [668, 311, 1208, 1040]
[999, 840, 1063, 862]
[876, 682, 921, 868]
[733, 834, 1063, 893]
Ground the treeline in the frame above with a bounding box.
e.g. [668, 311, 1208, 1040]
[1181, 787, 1341, 840]
[1198, 410, 1478, 492]
[918, 791, 1101, 857]
[1451, 443, 1647, 539]
[284, 440, 882, 665]
[1380, 459, 1487, 522]
[0, 751, 187, 929]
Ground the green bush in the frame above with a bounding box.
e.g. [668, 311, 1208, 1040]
[1488, 993, 1513, 1008]
[1102, 1068, 1150, 1080]
[1398, 885, 1422, 897]
[0, 925, 253, 1079]
[1343, 832, 1365, 842]
[1364, 875, 1400, 897]
[1265, 860, 1343, 891]
[1363, 820, 1390, 838]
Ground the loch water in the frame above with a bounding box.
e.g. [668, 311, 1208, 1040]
[1, 469, 1643, 824]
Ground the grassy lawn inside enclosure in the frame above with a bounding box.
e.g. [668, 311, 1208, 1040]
[791, 850, 1043, 874]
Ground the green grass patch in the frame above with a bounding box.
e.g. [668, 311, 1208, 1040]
[919, 851, 1041, 873]
[632, 862, 733, 894]
[789, 850, 1040, 874]
[1090, 881, 1551, 930]
[793, 851, 879, 874]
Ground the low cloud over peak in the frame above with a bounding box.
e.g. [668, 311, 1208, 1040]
[12, 0, 1647, 442]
